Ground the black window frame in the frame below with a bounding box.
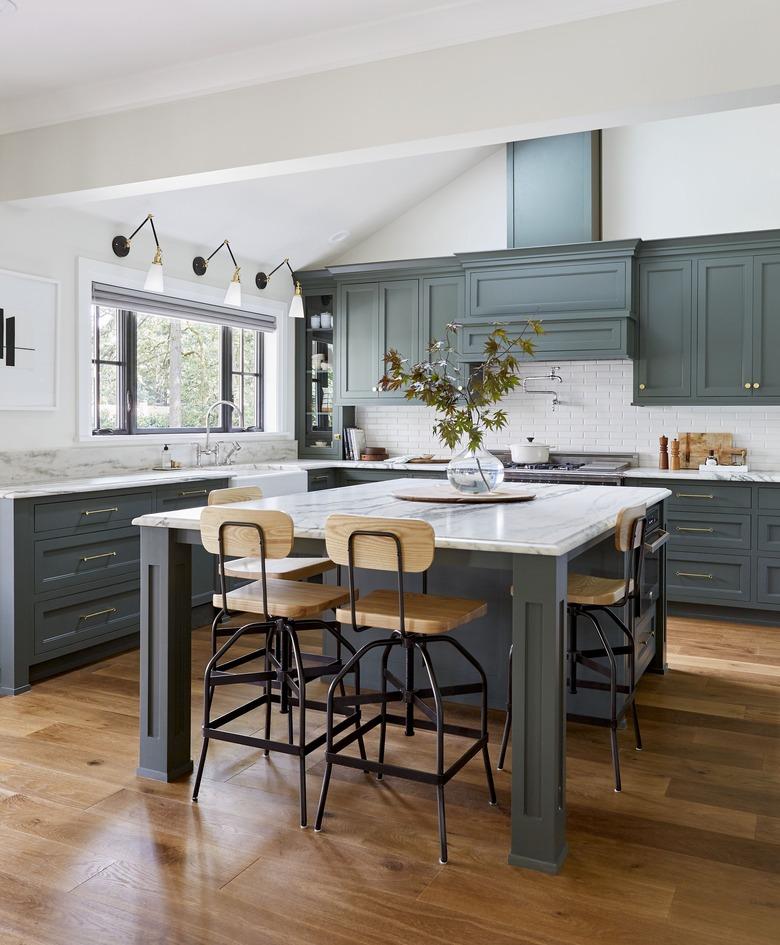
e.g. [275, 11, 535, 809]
[91, 305, 264, 436]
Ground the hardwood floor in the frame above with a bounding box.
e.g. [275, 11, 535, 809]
[0, 616, 776, 944]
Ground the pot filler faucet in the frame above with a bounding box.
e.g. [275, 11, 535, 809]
[521, 366, 563, 411]
[196, 400, 244, 466]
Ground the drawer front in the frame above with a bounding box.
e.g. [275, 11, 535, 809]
[34, 581, 139, 656]
[757, 515, 780, 554]
[34, 527, 140, 594]
[757, 487, 780, 511]
[757, 557, 780, 606]
[156, 480, 224, 511]
[308, 470, 336, 491]
[667, 511, 751, 551]
[668, 553, 751, 603]
[34, 491, 153, 534]
[666, 483, 751, 510]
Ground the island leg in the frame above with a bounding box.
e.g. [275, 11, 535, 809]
[137, 526, 194, 781]
[508, 553, 568, 873]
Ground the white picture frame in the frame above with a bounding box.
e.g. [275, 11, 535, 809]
[0, 267, 58, 410]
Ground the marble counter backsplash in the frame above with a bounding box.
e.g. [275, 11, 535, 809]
[0, 439, 297, 486]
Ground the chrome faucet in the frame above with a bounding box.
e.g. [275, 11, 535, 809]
[196, 400, 244, 466]
[522, 366, 563, 410]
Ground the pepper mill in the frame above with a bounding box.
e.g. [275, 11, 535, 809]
[659, 435, 669, 470]
[670, 438, 680, 471]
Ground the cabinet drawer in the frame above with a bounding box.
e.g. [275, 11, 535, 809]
[668, 553, 750, 603]
[34, 491, 153, 534]
[156, 481, 221, 510]
[757, 558, 780, 606]
[34, 581, 139, 656]
[307, 470, 336, 491]
[757, 515, 780, 554]
[34, 527, 140, 594]
[757, 487, 780, 511]
[667, 511, 751, 551]
[667, 483, 751, 510]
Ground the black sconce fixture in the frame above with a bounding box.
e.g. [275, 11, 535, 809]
[112, 213, 164, 292]
[255, 257, 304, 318]
[192, 240, 242, 307]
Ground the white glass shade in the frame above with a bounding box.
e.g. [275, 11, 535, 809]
[224, 269, 242, 307]
[288, 284, 304, 318]
[143, 258, 164, 293]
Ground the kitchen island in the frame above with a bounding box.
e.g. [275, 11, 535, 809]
[133, 477, 671, 873]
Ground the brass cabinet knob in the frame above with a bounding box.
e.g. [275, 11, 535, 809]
[638, 383, 646, 390]
[753, 382, 760, 389]
[744, 383, 752, 389]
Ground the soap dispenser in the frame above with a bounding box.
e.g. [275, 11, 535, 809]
[161, 443, 172, 469]
[705, 449, 719, 467]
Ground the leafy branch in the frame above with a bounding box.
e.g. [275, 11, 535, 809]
[378, 320, 543, 454]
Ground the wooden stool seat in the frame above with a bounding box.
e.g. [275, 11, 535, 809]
[336, 589, 487, 635]
[214, 578, 351, 620]
[567, 574, 635, 606]
[222, 555, 335, 582]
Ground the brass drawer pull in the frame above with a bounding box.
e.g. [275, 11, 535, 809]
[177, 489, 207, 497]
[675, 526, 714, 533]
[675, 493, 714, 500]
[83, 506, 119, 516]
[311, 476, 328, 483]
[80, 551, 117, 562]
[675, 571, 713, 580]
[79, 607, 117, 621]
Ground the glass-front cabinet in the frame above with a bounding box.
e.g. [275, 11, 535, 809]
[296, 273, 353, 458]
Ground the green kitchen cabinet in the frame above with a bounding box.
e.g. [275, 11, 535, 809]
[378, 279, 419, 401]
[635, 259, 692, 399]
[753, 254, 780, 397]
[336, 282, 380, 402]
[695, 256, 753, 399]
[420, 275, 464, 354]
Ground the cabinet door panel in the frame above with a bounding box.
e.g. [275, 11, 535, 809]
[753, 254, 780, 397]
[379, 280, 419, 401]
[420, 276, 463, 352]
[337, 283, 379, 401]
[637, 259, 692, 398]
[695, 257, 753, 398]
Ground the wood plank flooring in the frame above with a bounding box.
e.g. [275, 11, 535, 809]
[0, 615, 776, 944]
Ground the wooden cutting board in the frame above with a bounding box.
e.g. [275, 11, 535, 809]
[679, 432, 734, 468]
[394, 486, 536, 504]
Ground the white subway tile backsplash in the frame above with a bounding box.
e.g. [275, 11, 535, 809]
[357, 360, 780, 468]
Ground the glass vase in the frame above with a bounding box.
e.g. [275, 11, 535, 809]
[446, 447, 505, 495]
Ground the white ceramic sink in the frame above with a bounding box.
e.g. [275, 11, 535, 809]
[227, 468, 308, 497]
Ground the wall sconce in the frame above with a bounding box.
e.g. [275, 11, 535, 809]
[255, 257, 304, 318]
[112, 213, 164, 293]
[193, 240, 241, 307]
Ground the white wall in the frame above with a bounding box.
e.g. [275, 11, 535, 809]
[357, 359, 780, 469]
[334, 148, 506, 263]
[0, 203, 295, 471]
[602, 104, 780, 239]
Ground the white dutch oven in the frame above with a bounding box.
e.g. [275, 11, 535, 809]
[510, 437, 551, 464]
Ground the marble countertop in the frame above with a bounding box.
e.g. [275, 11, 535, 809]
[624, 467, 780, 482]
[132, 478, 672, 557]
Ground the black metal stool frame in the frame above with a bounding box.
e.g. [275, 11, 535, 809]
[192, 519, 366, 827]
[313, 528, 497, 864]
[498, 513, 647, 791]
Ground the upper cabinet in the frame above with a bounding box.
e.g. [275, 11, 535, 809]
[635, 231, 780, 405]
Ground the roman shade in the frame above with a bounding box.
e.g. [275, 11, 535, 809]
[91, 282, 277, 332]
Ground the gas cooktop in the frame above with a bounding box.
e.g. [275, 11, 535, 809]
[494, 451, 638, 484]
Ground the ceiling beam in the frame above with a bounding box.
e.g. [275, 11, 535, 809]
[2, 0, 779, 204]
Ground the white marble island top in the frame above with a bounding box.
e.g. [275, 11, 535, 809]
[133, 478, 671, 557]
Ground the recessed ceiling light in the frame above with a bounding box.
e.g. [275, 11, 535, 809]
[328, 230, 350, 244]
[0, 0, 19, 13]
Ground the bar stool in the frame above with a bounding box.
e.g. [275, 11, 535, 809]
[498, 504, 647, 792]
[313, 514, 497, 865]
[192, 506, 365, 828]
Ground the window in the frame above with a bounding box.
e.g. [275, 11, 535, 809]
[91, 305, 264, 435]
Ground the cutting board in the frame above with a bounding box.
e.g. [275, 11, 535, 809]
[679, 432, 734, 469]
[394, 486, 536, 504]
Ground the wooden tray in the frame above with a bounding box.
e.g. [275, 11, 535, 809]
[394, 486, 536, 504]
[406, 456, 451, 465]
